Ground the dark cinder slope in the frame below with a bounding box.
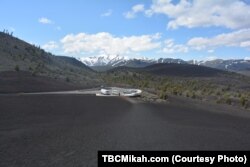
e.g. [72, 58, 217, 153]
[0, 32, 98, 85]
[143, 63, 227, 77]
[0, 71, 84, 93]
[1, 95, 250, 166]
[108, 63, 229, 77]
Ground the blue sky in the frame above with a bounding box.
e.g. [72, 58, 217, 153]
[1, 0, 250, 60]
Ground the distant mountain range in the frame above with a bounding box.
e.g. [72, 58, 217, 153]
[81, 55, 250, 75]
[80, 55, 186, 67]
[1, 30, 249, 83]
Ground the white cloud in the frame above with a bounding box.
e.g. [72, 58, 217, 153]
[38, 17, 53, 24]
[101, 9, 112, 17]
[240, 41, 250, 48]
[39, 17, 61, 31]
[187, 28, 250, 50]
[42, 41, 58, 50]
[124, 4, 145, 19]
[162, 39, 188, 54]
[207, 49, 215, 53]
[132, 4, 145, 12]
[60, 32, 161, 55]
[145, 0, 250, 29]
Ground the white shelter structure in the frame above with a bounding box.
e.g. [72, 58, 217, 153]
[97, 87, 142, 97]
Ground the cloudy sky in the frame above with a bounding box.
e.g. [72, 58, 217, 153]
[1, 0, 250, 60]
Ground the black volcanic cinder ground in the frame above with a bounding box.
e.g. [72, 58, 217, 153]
[1, 95, 250, 167]
[0, 71, 84, 93]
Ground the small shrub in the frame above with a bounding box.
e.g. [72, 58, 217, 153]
[216, 91, 221, 96]
[226, 98, 231, 105]
[238, 93, 242, 98]
[216, 98, 223, 104]
[185, 91, 190, 97]
[142, 81, 149, 88]
[15, 65, 19, 71]
[225, 96, 232, 105]
[159, 91, 168, 100]
[244, 102, 249, 109]
[240, 96, 247, 107]
[172, 87, 178, 95]
[191, 92, 196, 99]
[66, 77, 70, 82]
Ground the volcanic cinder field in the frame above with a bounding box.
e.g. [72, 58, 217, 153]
[1, 94, 250, 167]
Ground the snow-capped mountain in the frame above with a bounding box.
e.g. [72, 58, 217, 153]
[80, 55, 250, 75]
[80, 54, 128, 66]
[189, 59, 250, 71]
[80, 55, 186, 67]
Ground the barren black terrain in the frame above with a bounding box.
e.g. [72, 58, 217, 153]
[0, 71, 85, 93]
[1, 95, 250, 167]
